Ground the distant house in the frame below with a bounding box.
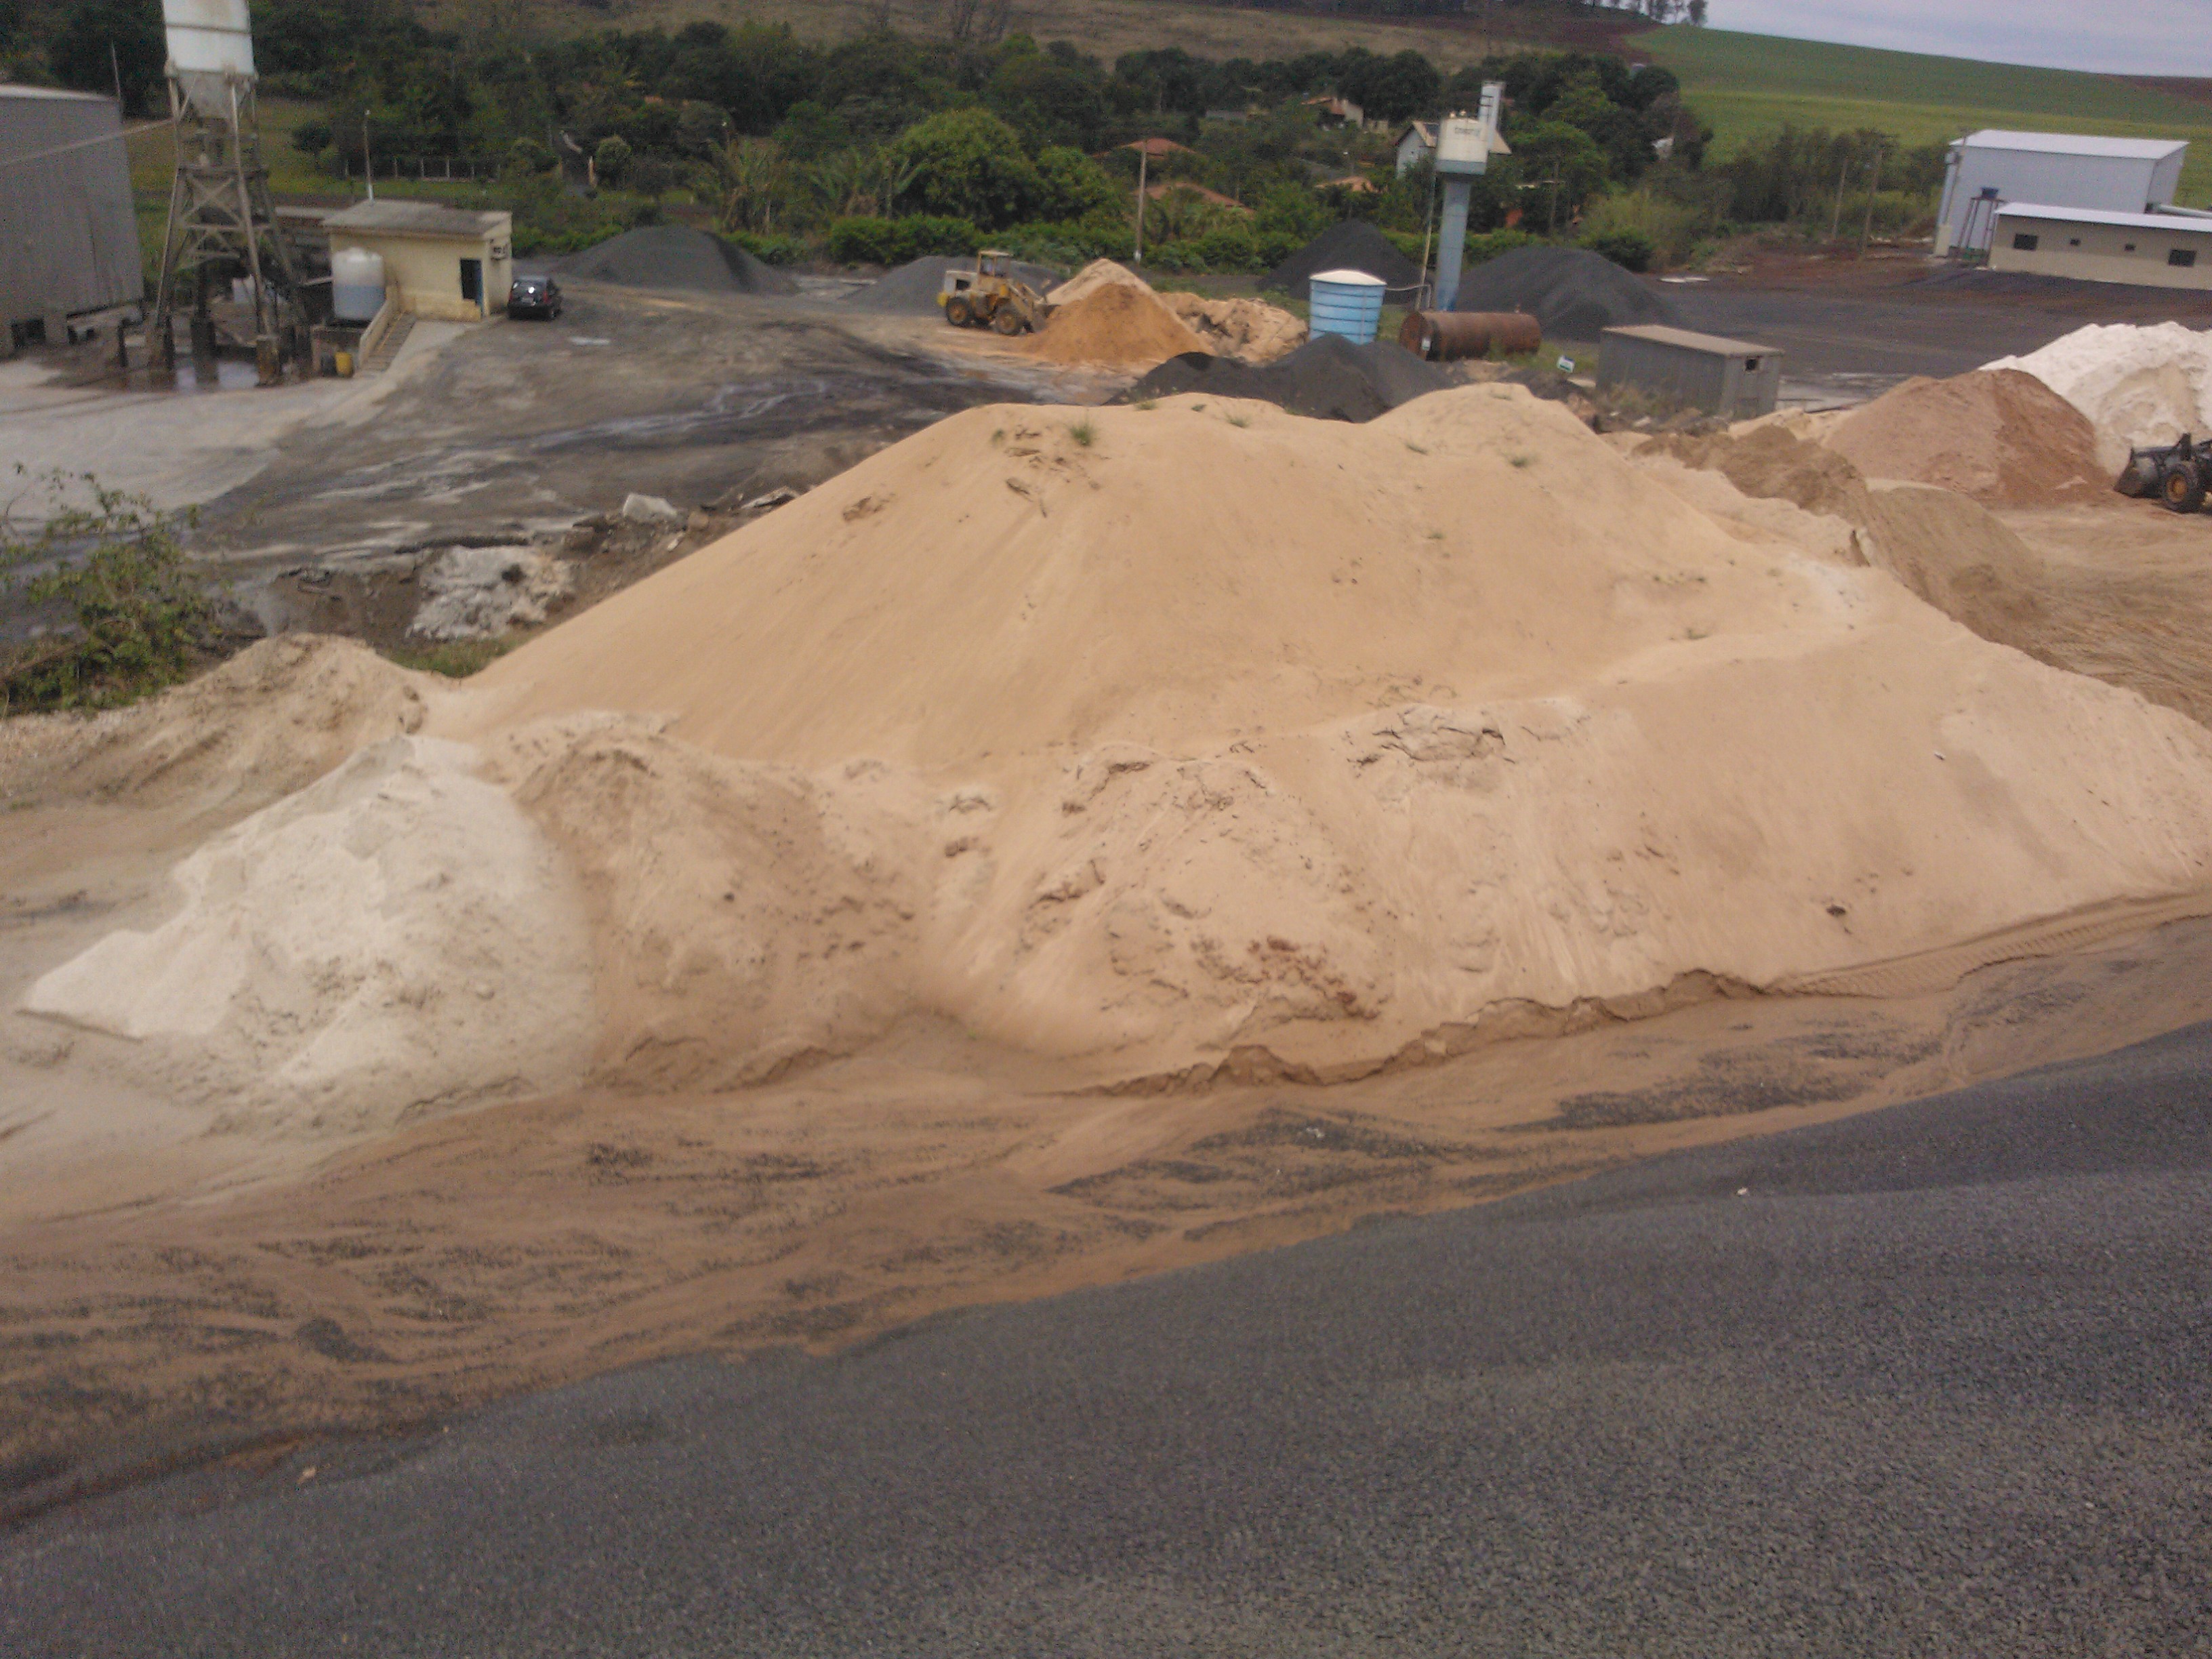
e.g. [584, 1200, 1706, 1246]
[1304, 94, 1364, 129]
[1147, 181, 1250, 213]
[1393, 121, 1437, 176]
[1118, 137, 1195, 162]
[1317, 175, 1379, 196]
[1203, 108, 1254, 125]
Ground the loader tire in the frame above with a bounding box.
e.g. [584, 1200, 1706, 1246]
[945, 295, 975, 327]
[2161, 460, 2206, 514]
[991, 306, 1027, 336]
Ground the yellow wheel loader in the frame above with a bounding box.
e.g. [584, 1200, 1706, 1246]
[939, 251, 1053, 335]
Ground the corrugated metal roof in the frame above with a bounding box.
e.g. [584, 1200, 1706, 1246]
[325, 200, 509, 238]
[1996, 201, 2212, 232]
[1601, 323, 1779, 358]
[1959, 129, 2188, 161]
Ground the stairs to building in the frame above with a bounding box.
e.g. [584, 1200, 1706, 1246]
[362, 311, 415, 373]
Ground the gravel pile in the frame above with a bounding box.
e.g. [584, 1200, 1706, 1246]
[1454, 246, 1677, 342]
[1113, 333, 1450, 422]
[555, 226, 798, 295]
[1263, 221, 1422, 302]
[841, 255, 1061, 315]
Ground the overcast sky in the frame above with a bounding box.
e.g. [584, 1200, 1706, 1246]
[1708, 0, 2212, 77]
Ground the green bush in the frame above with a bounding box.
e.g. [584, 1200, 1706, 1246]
[1583, 228, 1655, 272]
[1189, 225, 1259, 271]
[887, 108, 1042, 230]
[827, 214, 982, 266]
[1, 472, 216, 714]
[1465, 228, 1538, 266]
[724, 228, 808, 264]
[594, 135, 633, 186]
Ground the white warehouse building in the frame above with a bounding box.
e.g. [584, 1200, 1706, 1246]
[1936, 129, 2188, 255]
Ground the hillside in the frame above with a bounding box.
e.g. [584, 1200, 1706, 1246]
[1645, 26, 2212, 201]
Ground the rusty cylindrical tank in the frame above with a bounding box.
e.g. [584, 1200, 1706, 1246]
[1398, 309, 1542, 362]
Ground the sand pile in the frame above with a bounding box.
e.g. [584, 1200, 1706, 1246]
[404, 390, 2212, 1087]
[1827, 370, 2111, 506]
[1985, 323, 2212, 473]
[1264, 220, 1421, 300]
[1454, 245, 1677, 341]
[841, 254, 1061, 315]
[555, 226, 798, 296]
[1019, 283, 1210, 367]
[25, 734, 596, 1132]
[1115, 333, 1449, 422]
[1161, 291, 1307, 363]
[1051, 258, 1151, 306]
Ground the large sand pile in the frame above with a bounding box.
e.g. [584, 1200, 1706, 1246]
[1019, 283, 1210, 367]
[1828, 370, 2111, 506]
[1051, 258, 1151, 307]
[1985, 323, 2212, 473]
[399, 389, 2212, 1088]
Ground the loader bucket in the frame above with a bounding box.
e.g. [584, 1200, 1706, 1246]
[2115, 453, 2160, 497]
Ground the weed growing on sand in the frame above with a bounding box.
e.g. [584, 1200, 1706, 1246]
[1069, 419, 1098, 447]
[1134, 398, 1158, 411]
[1404, 441, 1429, 454]
[1508, 454, 1534, 468]
[1, 468, 217, 714]
[1225, 411, 1251, 428]
[385, 637, 518, 678]
[991, 428, 1006, 445]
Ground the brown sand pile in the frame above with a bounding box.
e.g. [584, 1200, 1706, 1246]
[1021, 283, 1210, 367]
[1162, 291, 1307, 364]
[1827, 369, 2112, 506]
[409, 389, 2212, 1089]
[1050, 258, 1153, 307]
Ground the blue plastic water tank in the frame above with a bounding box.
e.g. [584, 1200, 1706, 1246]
[1307, 268, 1387, 344]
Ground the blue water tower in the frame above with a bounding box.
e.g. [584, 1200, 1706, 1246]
[1307, 268, 1387, 344]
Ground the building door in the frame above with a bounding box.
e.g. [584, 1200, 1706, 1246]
[460, 258, 483, 314]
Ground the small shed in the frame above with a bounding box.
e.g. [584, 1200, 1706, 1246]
[0, 85, 143, 346]
[1598, 324, 1782, 419]
[322, 200, 512, 322]
[1393, 121, 1436, 176]
[1990, 203, 2212, 290]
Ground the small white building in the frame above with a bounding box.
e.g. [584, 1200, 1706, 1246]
[1393, 121, 1436, 176]
[1989, 203, 2212, 290]
[1936, 130, 2188, 255]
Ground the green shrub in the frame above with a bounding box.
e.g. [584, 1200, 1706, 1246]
[725, 228, 808, 264]
[827, 214, 981, 266]
[1, 472, 216, 714]
[1189, 225, 1260, 271]
[1584, 228, 1655, 272]
[1465, 227, 1538, 266]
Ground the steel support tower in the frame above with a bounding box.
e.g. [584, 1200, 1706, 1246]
[148, 69, 304, 384]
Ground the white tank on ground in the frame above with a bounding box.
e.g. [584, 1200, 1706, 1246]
[331, 247, 386, 323]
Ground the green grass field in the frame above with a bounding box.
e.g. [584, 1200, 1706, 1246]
[1643, 26, 2212, 203]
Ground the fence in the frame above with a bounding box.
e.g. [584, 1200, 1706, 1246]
[339, 156, 498, 183]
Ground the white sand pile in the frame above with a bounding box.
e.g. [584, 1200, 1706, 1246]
[1162, 291, 1307, 364]
[26, 735, 595, 1132]
[1985, 323, 2212, 473]
[410, 546, 572, 642]
[436, 389, 2212, 1082]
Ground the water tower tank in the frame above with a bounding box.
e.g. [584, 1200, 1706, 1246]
[1307, 268, 1386, 344]
[331, 247, 386, 322]
[162, 0, 255, 117]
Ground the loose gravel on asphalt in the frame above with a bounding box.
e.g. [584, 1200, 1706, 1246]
[6, 1024, 2210, 1658]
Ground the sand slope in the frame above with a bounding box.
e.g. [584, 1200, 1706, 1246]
[441, 388, 2212, 1082]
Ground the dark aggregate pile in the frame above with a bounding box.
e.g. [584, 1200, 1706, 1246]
[1113, 331, 1451, 422]
[840, 254, 1061, 314]
[1262, 220, 1422, 301]
[554, 226, 798, 295]
[1454, 245, 1677, 341]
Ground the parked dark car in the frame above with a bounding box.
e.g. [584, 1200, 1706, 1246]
[507, 276, 563, 320]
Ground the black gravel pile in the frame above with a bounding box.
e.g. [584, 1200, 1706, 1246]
[840, 254, 1061, 314]
[554, 226, 798, 295]
[1454, 245, 1677, 340]
[1113, 332, 1451, 422]
[1262, 220, 1422, 301]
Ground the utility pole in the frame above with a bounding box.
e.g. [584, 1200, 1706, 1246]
[363, 108, 375, 201]
[1133, 142, 1147, 264]
[1858, 147, 1883, 257]
[109, 41, 123, 108]
[1829, 156, 1848, 241]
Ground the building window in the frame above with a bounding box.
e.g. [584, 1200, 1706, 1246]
[2070, 238, 2081, 247]
[2126, 243, 2137, 252]
[2171, 248, 2198, 268]
[2011, 232, 2039, 251]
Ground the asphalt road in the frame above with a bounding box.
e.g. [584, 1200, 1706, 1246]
[6, 1025, 2211, 1657]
